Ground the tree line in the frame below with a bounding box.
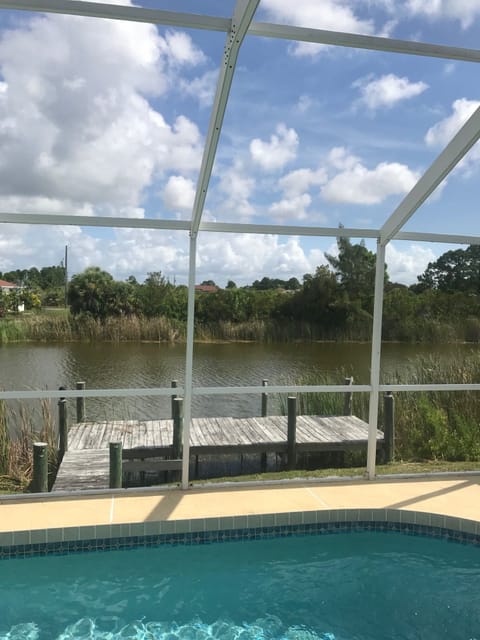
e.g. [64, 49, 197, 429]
[3, 240, 480, 342]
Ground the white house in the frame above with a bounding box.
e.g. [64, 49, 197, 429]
[0, 279, 24, 312]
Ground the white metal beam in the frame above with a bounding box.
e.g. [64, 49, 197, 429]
[0, 0, 229, 31]
[395, 231, 480, 245]
[6, 212, 480, 248]
[366, 241, 386, 480]
[249, 22, 480, 63]
[4, 212, 480, 247]
[3, 2, 480, 65]
[200, 221, 379, 238]
[381, 106, 480, 244]
[190, 0, 260, 234]
[181, 233, 197, 490]
[0, 212, 190, 231]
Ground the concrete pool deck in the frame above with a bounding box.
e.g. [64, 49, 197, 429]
[1, 474, 480, 536]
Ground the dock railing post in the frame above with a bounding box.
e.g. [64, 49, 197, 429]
[58, 394, 68, 462]
[260, 379, 268, 472]
[172, 397, 184, 482]
[109, 442, 122, 489]
[32, 442, 48, 493]
[343, 376, 353, 416]
[287, 396, 297, 470]
[383, 392, 395, 463]
[261, 379, 268, 417]
[171, 380, 178, 419]
[76, 381, 86, 422]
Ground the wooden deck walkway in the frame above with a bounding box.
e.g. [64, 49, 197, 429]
[52, 415, 383, 491]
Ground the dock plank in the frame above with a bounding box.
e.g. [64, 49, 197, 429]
[54, 414, 384, 491]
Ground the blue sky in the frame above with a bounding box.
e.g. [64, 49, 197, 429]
[0, 0, 479, 286]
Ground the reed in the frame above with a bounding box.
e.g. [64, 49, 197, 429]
[294, 353, 480, 463]
[0, 314, 186, 343]
[0, 400, 58, 489]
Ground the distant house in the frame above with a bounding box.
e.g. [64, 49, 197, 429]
[0, 279, 16, 292]
[0, 279, 24, 312]
[195, 284, 219, 293]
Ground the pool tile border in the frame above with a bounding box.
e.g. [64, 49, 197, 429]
[1, 508, 479, 559]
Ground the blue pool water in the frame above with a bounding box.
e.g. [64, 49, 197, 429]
[0, 532, 479, 640]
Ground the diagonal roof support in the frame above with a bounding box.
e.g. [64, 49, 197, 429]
[380, 106, 480, 245]
[190, 0, 260, 235]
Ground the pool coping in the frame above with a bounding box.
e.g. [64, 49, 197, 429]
[1, 508, 479, 559]
[1, 473, 480, 557]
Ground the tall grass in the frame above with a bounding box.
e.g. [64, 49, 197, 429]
[384, 354, 480, 461]
[0, 314, 186, 343]
[0, 399, 58, 489]
[294, 353, 480, 464]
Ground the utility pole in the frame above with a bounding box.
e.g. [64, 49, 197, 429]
[64, 245, 68, 309]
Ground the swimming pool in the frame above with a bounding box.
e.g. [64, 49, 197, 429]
[0, 529, 479, 640]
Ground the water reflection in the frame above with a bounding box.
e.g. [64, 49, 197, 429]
[1, 341, 478, 420]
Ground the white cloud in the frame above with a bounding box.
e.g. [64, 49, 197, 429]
[296, 94, 313, 113]
[249, 124, 298, 172]
[196, 234, 320, 283]
[353, 73, 428, 110]
[179, 69, 218, 107]
[327, 147, 361, 171]
[162, 175, 195, 213]
[218, 160, 256, 218]
[278, 167, 328, 198]
[269, 193, 312, 221]
[406, 0, 480, 28]
[261, 0, 375, 33]
[289, 42, 328, 58]
[0, 11, 204, 212]
[261, 0, 391, 57]
[322, 159, 419, 204]
[425, 98, 480, 147]
[425, 98, 480, 171]
[158, 30, 206, 67]
[386, 243, 436, 285]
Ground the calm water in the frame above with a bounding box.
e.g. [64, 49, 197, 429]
[1, 341, 477, 419]
[0, 532, 479, 639]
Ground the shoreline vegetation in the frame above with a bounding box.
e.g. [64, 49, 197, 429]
[1, 311, 479, 345]
[3, 240, 480, 345]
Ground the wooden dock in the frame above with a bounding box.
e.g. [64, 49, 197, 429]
[52, 415, 384, 491]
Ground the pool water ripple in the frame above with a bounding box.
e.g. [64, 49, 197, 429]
[0, 533, 479, 640]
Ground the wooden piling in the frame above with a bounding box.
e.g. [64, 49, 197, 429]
[383, 392, 395, 463]
[343, 376, 353, 416]
[172, 397, 183, 482]
[287, 396, 297, 470]
[32, 442, 48, 493]
[76, 381, 86, 422]
[172, 398, 183, 459]
[171, 380, 178, 419]
[261, 380, 268, 471]
[109, 442, 122, 489]
[58, 398, 68, 461]
[261, 379, 268, 417]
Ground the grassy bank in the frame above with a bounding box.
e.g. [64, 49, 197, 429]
[0, 313, 186, 343]
[200, 460, 480, 484]
[1, 311, 474, 344]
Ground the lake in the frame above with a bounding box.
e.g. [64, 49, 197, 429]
[1, 341, 475, 421]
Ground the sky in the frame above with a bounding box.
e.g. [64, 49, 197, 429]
[0, 0, 480, 286]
